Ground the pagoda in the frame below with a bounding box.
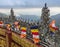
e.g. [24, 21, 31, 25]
[40, 3, 50, 36]
[9, 8, 16, 22]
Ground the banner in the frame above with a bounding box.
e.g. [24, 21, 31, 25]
[0, 21, 3, 28]
[49, 20, 58, 32]
[49, 20, 58, 35]
[20, 27, 27, 38]
[30, 26, 40, 43]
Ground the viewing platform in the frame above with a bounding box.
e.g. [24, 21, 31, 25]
[0, 28, 42, 47]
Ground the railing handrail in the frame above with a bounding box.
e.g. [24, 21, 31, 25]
[0, 28, 40, 47]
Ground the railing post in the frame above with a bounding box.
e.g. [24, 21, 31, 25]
[6, 30, 12, 47]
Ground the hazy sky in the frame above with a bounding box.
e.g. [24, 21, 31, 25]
[0, 7, 60, 16]
[0, 0, 60, 16]
[0, 0, 60, 8]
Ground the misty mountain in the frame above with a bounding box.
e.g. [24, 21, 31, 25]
[16, 14, 60, 24]
[0, 13, 8, 18]
[51, 14, 60, 25]
[0, 12, 60, 25]
[16, 14, 40, 22]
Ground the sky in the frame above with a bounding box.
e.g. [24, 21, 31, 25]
[0, 0, 60, 8]
[0, 0, 60, 16]
[0, 7, 60, 16]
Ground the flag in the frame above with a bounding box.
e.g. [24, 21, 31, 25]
[14, 21, 19, 26]
[15, 25, 20, 31]
[30, 26, 40, 43]
[30, 26, 38, 29]
[31, 29, 40, 43]
[33, 38, 40, 44]
[21, 27, 26, 30]
[6, 24, 11, 31]
[31, 29, 39, 35]
[0, 21, 3, 28]
[20, 27, 27, 38]
[49, 20, 58, 32]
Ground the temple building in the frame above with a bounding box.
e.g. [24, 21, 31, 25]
[9, 8, 16, 22]
[40, 3, 50, 35]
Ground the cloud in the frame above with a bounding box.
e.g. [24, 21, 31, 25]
[0, 0, 60, 7]
[0, 0, 14, 6]
[0, 7, 60, 16]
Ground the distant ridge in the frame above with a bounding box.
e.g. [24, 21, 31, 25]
[51, 14, 60, 25]
[16, 14, 40, 22]
[0, 13, 9, 18]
